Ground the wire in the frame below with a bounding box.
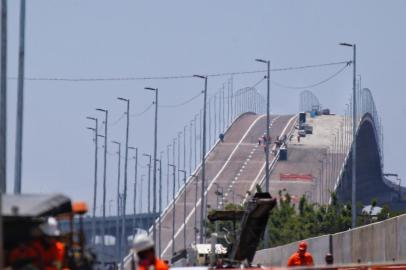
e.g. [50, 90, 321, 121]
[8, 60, 351, 82]
[270, 62, 350, 90]
[131, 103, 154, 117]
[160, 91, 202, 108]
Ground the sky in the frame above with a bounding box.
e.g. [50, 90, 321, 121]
[4, 1, 406, 215]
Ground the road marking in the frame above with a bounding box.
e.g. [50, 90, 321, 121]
[246, 115, 297, 198]
[161, 114, 266, 256]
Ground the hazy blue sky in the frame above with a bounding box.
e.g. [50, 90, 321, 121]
[4, 1, 406, 214]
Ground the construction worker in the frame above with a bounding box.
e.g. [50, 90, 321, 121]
[132, 234, 168, 270]
[32, 217, 65, 270]
[219, 133, 225, 142]
[287, 241, 314, 267]
[8, 242, 39, 269]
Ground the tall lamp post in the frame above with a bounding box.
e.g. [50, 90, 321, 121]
[128, 146, 138, 235]
[143, 153, 152, 214]
[96, 108, 108, 260]
[339, 42, 356, 228]
[117, 97, 130, 264]
[255, 58, 270, 248]
[145, 87, 159, 245]
[179, 169, 187, 250]
[14, 0, 25, 194]
[193, 74, 208, 244]
[112, 140, 121, 261]
[192, 175, 199, 244]
[168, 164, 177, 256]
[86, 116, 98, 246]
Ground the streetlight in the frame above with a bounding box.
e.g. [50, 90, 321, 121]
[86, 116, 98, 246]
[14, 0, 26, 195]
[140, 175, 145, 213]
[128, 146, 138, 235]
[96, 108, 108, 258]
[156, 152, 164, 257]
[191, 174, 199, 244]
[339, 42, 357, 228]
[193, 74, 208, 244]
[255, 58, 270, 248]
[117, 97, 130, 263]
[145, 87, 159, 245]
[179, 169, 187, 250]
[143, 153, 152, 214]
[168, 164, 177, 256]
[111, 140, 121, 261]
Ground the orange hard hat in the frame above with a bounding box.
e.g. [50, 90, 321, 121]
[298, 241, 307, 251]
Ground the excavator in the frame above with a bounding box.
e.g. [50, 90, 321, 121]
[174, 191, 277, 267]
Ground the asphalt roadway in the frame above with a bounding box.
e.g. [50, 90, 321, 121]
[157, 113, 296, 259]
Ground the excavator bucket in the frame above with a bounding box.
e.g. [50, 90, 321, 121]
[229, 192, 276, 263]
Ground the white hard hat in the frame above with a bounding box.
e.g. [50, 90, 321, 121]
[132, 233, 154, 253]
[39, 217, 61, 237]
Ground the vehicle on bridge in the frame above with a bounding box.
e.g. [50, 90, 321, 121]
[2, 193, 95, 269]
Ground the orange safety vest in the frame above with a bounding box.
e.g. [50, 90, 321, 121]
[138, 258, 169, 270]
[287, 251, 314, 267]
[32, 239, 65, 270]
[8, 244, 39, 267]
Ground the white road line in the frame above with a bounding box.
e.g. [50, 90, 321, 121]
[245, 115, 297, 199]
[161, 114, 266, 256]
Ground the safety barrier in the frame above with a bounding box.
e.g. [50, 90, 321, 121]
[253, 213, 406, 267]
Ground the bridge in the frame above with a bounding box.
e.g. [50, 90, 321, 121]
[148, 86, 406, 262]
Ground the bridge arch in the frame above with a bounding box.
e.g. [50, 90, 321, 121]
[337, 113, 397, 207]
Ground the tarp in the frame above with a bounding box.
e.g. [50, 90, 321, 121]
[2, 193, 72, 218]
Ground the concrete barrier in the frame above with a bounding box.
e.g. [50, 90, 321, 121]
[253, 235, 330, 266]
[253, 213, 406, 266]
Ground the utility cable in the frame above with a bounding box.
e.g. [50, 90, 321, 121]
[270, 61, 350, 90]
[8, 60, 350, 82]
[160, 91, 202, 108]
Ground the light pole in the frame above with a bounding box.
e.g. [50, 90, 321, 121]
[144, 153, 152, 214]
[169, 164, 177, 256]
[96, 108, 108, 258]
[157, 151, 163, 256]
[118, 97, 130, 264]
[166, 144, 171, 205]
[86, 117, 98, 246]
[193, 74, 208, 244]
[255, 58, 270, 248]
[179, 169, 187, 250]
[140, 175, 145, 213]
[14, 0, 25, 194]
[177, 131, 182, 189]
[255, 58, 271, 190]
[128, 146, 138, 235]
[340, 42, 357, 228]
[192, 175, 199, 244]
[112, 140, 121, 261]
[145, 87, 159, 245]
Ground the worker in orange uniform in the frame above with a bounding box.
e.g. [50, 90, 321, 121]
[8, 242, 39, 269]
[32, 217, 65, 270]
[131, 234, 168, 270]
[287, 241, 314, 267]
